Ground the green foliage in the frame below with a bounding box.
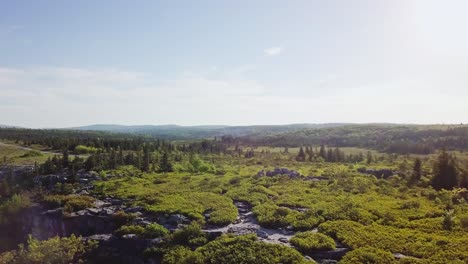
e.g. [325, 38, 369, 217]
[171, 223, 207, 247]
[0, 235, 97, 264]
[290, 231, 336, 253]
[19, 150, 43, 158]
[42, 195, 94, 212]
[432, 150, 459, 190]
[193, 234, 313, 264]
[162, 246, 203, 264]
[115, 225, 145, 237]
[158, 152, 173, 173]
[115, 223, 168, 239]
[340, 246, 396, 264]
[0, 194, 31, 224]
[144, 223, 170, 238]
[442, 210, 456, 231]
[460, 214, 468, 229]
[318, 220, 468, 261]
[111, 210, 136, 226]
[96, 172, 238, 226]
[74, 145, 98, 154]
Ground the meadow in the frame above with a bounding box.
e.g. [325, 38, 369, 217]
[91, 149, 468, 263]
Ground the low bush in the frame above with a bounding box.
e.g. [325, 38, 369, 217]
[171, 222, 207, 247]
[112, 210, 136, 227]
[0, 194, 31, 224]
[43, 195, 94, 212]
[290, 231, 336, 253]
[144, 223, 169, 238]
[0, 235, 97, 264]
[162, 246, 203, 264]
[340, 246, 396, 264]
[20, 150, 43, 158]
[460, 214, 468, 229]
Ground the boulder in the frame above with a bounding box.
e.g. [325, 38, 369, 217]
[125, 206, 143, 214]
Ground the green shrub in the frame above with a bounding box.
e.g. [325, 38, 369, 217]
[340, 246, 396, 264]
[253, 203, 291, 228]
[171, 223, 207, 247]
[143, 223, 169, 238]
[400, 200, 421, 209]
[442, 210, 455, 231]
[0, 235, 97, 264]
[115, 223, 169, 238]
[195, 234, 314, 264]
[112, 210, 136, 226]
[115, 225, 145, 237]
[74, 145, 98, 154]
[162, 246, 203, 264]
[460, 214, 468, 229]
[290, 231, 336, 253]
[0, 194, 31, 224]
[43, 195, 94, 212]
[20, 150, 43, 158]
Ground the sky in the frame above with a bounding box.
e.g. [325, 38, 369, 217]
[1, 0, 468, 128]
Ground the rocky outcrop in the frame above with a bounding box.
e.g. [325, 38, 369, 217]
[84, 234, 163, 264]
[257, 168, 301, 178]
[357, 168, 394, 179]
[0, 166, 33, 180]
[307, 248, 350, 263]
[257, 168, 330, 181]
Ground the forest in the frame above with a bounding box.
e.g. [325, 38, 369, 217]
[0, 126, 467, 264]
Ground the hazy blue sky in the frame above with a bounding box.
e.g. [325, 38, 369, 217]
[1, 0, 467, 127]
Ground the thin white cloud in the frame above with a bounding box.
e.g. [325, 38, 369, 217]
[264, 47, 282, 56]
[1, 64, 468, 127]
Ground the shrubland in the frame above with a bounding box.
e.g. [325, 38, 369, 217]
[1, 127, 468, 263]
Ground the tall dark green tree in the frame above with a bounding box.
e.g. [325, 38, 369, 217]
[431, 150, 459, 190]
[109, 148, 117, 170]
[62, 149, 69, 168]
[158, 152, 173, 173]
[118, 146, 124, 165]
[410, 158, 422, 185]
[296, 147, 306, 162]
[142, 146, 151, 172]
[366, 151, 373, 164]
[319, 145, 326, 160]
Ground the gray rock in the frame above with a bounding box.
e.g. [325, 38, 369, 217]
[122, 234, 138, 239]
[125, 206, 143, 213]
[256, 230, 269, 238]
[168, 214, 189, 224]
[87, 208, 100, 215]
[87, 234, 114, 242]
[307, 247, 350, 261]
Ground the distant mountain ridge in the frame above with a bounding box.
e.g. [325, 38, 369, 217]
[0, 124, 21, 128]
[65, 123, 351, 139]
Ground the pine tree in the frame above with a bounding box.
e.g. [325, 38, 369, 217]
[158, 152, 173, 173]
[296, 147, 306, 162]
[109, 148, 117, 170]
[366, 151, 373, 164]
[85, 155, 96, 171]
[432, 150, 458, 190]
[142, 146, 151, 172]
[410, 158, 422, 185]
[327, 148, 335, 162]
[307, 146, 314, 162]
[319, 145, 326, 160]
[118, 146, 124, 165]
[136, 150, 142, 170]
[62, 149, 69, 168]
